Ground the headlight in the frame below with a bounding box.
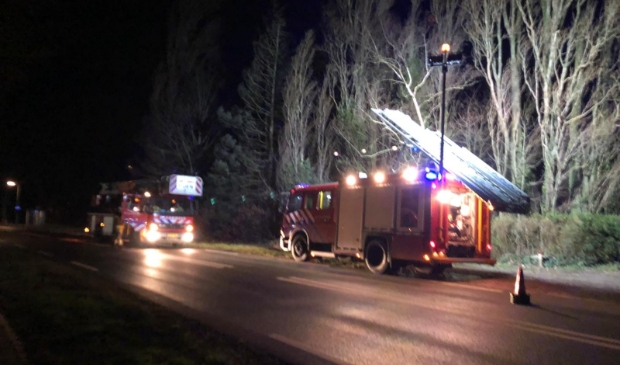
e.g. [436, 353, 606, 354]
[185, 224, 193, 232]
[182, 232, 194, 243]
[149, 223, 158, 231]
[146, 231, 161, 242]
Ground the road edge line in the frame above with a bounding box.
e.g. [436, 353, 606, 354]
[0, 313, 29, 365]
[37, 250, 53, 257]
[70, 261, 99, 272]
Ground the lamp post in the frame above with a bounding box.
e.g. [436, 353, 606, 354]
[6, 181, 21, 224]
[428, 43, 462, 180]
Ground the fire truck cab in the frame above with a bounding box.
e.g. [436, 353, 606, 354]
[86, 175, 203, 246]
[117, 189, 196, 246]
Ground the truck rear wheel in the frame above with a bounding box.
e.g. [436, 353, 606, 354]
[291, 235, 309, 262]
[365, 240, 389, 275]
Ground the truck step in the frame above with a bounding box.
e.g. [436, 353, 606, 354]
[310, 251, 336, 258]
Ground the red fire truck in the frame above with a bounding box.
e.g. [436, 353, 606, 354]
[279, 109, 530, 274]
[86, 175, 203, 246]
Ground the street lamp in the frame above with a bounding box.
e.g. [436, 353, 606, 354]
[428, 43, 462, 181]
[6, 180, 21, 224]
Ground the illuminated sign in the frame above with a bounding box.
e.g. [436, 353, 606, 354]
[169, 175, 203, 196]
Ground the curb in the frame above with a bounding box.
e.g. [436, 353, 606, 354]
[0, 313, 28, 365]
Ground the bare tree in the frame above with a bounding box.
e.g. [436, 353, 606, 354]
[450, 94, 492, 162]
[238, 2, 288, 190]
[464, 0, 538, 189]
[323, 0, 398, 173]
[312, 73, 337, 183]
[374, 0, 478, 131]
[278, 30, 318, 190]
[574, 72, 620, 212]
[142, 0, 223, 176]
[518, 0, 620, 211]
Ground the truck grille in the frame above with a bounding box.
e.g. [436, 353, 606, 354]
[157, 224, 184, 230]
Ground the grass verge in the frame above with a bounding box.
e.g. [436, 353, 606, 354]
[0, 247, 286, 365]
[192, 242, 291, 259]
[193, 242, 368, 270]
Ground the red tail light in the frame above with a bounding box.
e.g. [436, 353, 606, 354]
[430, 241, 436, 249]
[486, 244, 492, 251]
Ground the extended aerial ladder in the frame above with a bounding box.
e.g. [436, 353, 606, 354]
[371, 109, 530, 214]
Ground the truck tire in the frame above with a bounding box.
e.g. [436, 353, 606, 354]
[291, 234, 309, 262]
[365, 240, 389, 275]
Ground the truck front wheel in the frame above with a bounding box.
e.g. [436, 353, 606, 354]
[365, 240, 389, 275]
[291, 235, 309, 262]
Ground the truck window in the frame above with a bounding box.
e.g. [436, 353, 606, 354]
[144, 197, 192, 215]
[287, 193, 303, 212]
[318, 191, 332, 210]
[304, 194, 315, 210]
[128, 197, 141, 212]
[400, 187, 419, 228]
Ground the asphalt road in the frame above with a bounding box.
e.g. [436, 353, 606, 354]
[1, 229, 620, 365]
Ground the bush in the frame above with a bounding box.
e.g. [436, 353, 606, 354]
[199, 201, 277, 243]
[492, 213, 620, 266]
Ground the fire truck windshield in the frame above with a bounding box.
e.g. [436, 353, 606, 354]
[286, 193, 303, 212]
[144, 197, 192, 215]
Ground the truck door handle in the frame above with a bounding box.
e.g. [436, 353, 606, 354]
[323, 218, 329, 222]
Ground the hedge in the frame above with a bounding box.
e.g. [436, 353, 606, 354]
[491, 213, 620, 266]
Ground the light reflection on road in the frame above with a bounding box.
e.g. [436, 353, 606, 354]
[144, 249, 163, 268]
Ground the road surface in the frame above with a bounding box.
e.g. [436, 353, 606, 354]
[1, 229, 619, 365]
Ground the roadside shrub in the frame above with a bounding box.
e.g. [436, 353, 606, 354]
[200, 200, 276, 243]
[491, 213, 620, 266]
[562, 215, 620, 265]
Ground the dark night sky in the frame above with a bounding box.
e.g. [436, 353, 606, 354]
[1, 0, 322, 223]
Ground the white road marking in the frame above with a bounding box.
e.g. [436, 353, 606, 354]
[13, 244, 27, 249]
[505, 321, 620, 351]
[37, 250, 53, 257]
[70, 261, 99, 272]
[503, 319, 620, 346]
[278, 276, 620, 351]
[269, 333, 354, 365]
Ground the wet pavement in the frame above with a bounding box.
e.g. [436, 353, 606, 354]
[1, 229, 619, 365]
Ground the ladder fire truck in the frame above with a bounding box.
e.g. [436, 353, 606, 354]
[86, 174, 203, 246]
[279, 109, 530, 274]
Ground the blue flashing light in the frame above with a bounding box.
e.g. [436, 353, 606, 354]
[15, 206, 21, 211]
[424, 171, 438, 181]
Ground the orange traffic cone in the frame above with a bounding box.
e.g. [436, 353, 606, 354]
[510, 265, 530, 305]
